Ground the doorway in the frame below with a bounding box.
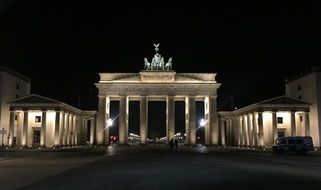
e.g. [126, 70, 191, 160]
[33, 129, 40, 146]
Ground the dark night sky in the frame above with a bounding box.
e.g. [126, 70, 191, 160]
[1, 1, 320, 112]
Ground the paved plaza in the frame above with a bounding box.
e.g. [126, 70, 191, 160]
[1, 146, 321, 190]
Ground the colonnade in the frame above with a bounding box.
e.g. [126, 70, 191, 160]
[219, 118, 234, 146]
[8, 110, 96, 147]
[96, 95, 219, 146]
[228, 111, 311, 148]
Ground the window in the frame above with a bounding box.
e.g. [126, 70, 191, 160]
[298, 85, 301, 91]
[296, 139, 303, 144]
[300, 116, 303, 122]
[35, 116, 41, 123]
[298, 95, 302, 99]
[16, 84, 20, 90]
[281, 139, 287, 144]
[277, 117, 283, 124]
[14, 115, 18, 121]
[288, 139, 295, 144]
[278, 131, 285, 138]
[16, 94, 19, 99]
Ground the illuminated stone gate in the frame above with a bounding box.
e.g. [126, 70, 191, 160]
[95, 44, 221, 145]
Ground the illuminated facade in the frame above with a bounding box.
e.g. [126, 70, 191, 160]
[219, 96, 311, 148]
[0, 66, 31, 139]
[2, 48, 318, 149]
[95, 71, 221, 146]
[285, 67, 321, 147]
[95, 44, 221, 145]
[8, 94, 96, 147]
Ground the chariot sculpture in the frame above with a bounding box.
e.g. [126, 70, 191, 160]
[144, 43, 173, 70]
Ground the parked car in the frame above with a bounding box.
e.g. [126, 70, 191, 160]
[272, 136, 314, 154]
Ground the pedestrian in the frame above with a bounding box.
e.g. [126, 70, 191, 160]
[174, 138, 178, 152]
[169, 138, 174, 152]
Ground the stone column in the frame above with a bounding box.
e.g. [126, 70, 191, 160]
[247, 114, 253, 147]
[54, 111, 60, 146]
[16, 112, 23, 145]
[9, 111, 15, 146]
[67, 114, 72, 146]
[65, 113, 70, 145]
[252, 113, 258, 147]
[83, 119, 87, 144]
[185, 97, 190, 145]
[140, 96, 148, 144]
[304, 112, 310, 136]
[228, 119, 233, 145]
[220, 119, 225, 146]
[59, 112, 65, 146]
[258, 112, 264, 147]
[209, 96, 218, 145]
[22, 111, 29, 147]
[242, 116, 247, 146]
[291, 111, 296, 136]
[71, 115, 75, 145]
[105, 97, 111, 145]
[40, 111, 47, 147]
[245, 116, 250, 146]
[237, 117, 242, 146]
[185, 96, 196, 145]
[204, 97, 210, 145]
[62, 113, 66, 145]
[119, 96, 129, 145]
[75, 116, 80, 145]
[96, 96, 107, 145]
[166, 96, 175, 142]
[90, 118, 96, 145]
[272, 111, 278, 145]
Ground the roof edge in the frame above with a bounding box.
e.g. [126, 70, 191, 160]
[0, 65, 31, 83]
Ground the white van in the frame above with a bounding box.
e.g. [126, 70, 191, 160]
[272, 136, 314, 154]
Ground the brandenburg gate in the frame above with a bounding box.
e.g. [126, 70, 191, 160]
[95, 44, 221, 145]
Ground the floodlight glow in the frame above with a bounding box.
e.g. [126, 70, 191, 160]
[107, 119, 113, 127]
[199, 119, 206, 127]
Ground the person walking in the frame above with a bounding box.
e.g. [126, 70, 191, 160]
[174, 138, 178, 152]
[169, 138, 174, 152]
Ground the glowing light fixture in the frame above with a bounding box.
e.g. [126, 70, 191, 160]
[107, 119, 113, 127]
[199, 119, 206, 127]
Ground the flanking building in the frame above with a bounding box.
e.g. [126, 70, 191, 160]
[0, 65, 31, 144]
[219, 96, 311, 148]
[285, 67, 321, 147]
[7, 94, 96, 147]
